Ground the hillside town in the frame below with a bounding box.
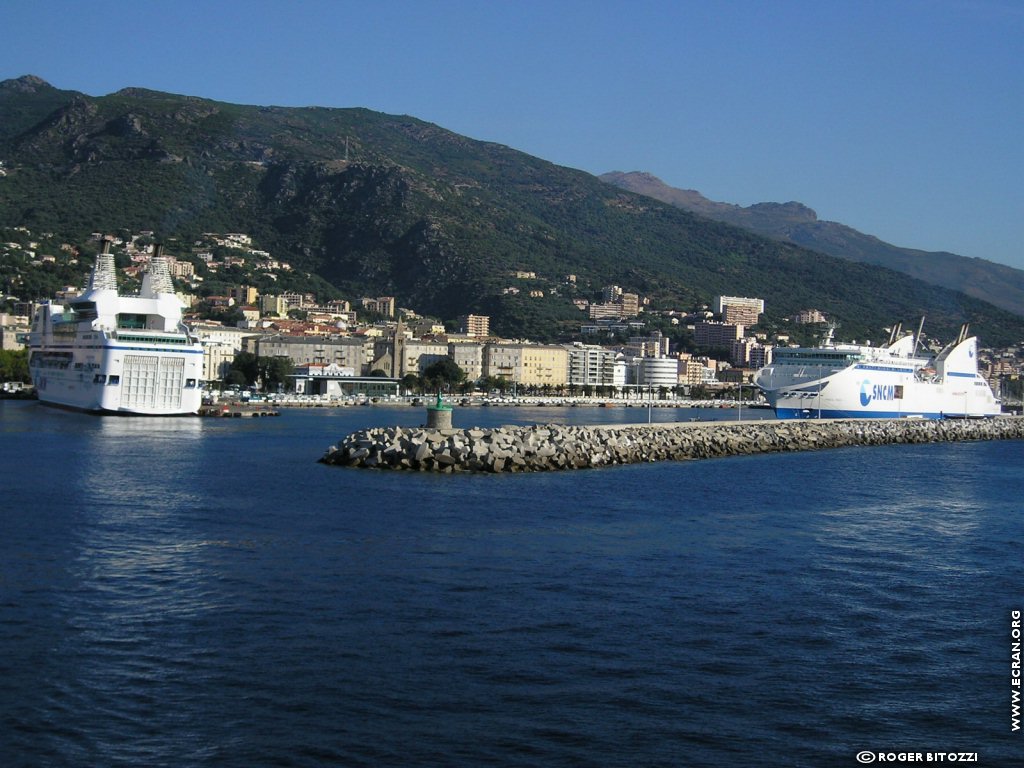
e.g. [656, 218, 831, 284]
[2, 228, 1023, 404]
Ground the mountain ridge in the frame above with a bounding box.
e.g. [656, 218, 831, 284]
[600, 170, 1024, 317]
[2, 75, 1023, 346]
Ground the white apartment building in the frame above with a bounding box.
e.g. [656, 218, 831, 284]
[566, 344, 621, 388]
[713, 295, 764, 315]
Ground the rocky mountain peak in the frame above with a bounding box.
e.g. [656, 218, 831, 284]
[1, 74, 53, 93]
[746, 201, 818, 222]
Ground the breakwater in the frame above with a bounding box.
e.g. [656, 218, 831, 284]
[319, 416, 1024, 473]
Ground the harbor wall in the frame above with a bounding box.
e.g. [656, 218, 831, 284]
[319, 416, 1024, 473]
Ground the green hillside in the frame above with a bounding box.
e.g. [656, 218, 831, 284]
[2, 75, 1023, 346]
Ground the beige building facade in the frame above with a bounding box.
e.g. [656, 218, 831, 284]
[191, 323, 261, 382]
[484, 343, 568, 388]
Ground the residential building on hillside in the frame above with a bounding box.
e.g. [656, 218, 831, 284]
[602, 285, 623, 302]
[361, 296, 396, 317]
[748, 343, 772, 370]
[792, 308, 827, 324]
[588, 303, 624, 321]
[458, 314, 490, 337]
[411, 318, 447, 337]
[694, 321, 745, 348]
[625, 331, 670, 359]
[619, 292, 640, 317]
[279, 292, 313, 309]
[589, 287, 641, 320]
[167, 258, 195, 278]
[730, 337, 773, 368]
[581, 319, 635, 336]
[714, 295, 764, 326]
[229, 285, 259, 305]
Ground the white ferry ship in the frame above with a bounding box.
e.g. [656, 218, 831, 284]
[28, 241, 204, 415]
[754, 322, 1000, 419]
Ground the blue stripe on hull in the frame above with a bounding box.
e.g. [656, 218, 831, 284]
[773, 408, 946, 420]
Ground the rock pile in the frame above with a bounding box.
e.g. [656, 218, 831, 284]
[319, 417, 1024, 473]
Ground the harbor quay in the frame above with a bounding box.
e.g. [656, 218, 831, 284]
[319, 415, 1024, 473]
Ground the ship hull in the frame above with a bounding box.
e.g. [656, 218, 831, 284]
[30, 342, 204, 416]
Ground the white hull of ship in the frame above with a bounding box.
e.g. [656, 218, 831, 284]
[762, 363, 1000, 419]
[32, 342, 204, 415]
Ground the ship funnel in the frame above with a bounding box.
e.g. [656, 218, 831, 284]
[88, 238, 118, 292]
[141, 244, 176, 297]
[887, 322, 902, 346]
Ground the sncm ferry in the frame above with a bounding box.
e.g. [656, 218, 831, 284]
[28, 241, 204, 415]
[754, 322, 1000, 419]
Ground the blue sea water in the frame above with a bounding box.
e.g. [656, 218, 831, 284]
[1, 400, 1022, 767]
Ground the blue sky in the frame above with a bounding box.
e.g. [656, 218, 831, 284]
[3, 0, 1022, 269]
